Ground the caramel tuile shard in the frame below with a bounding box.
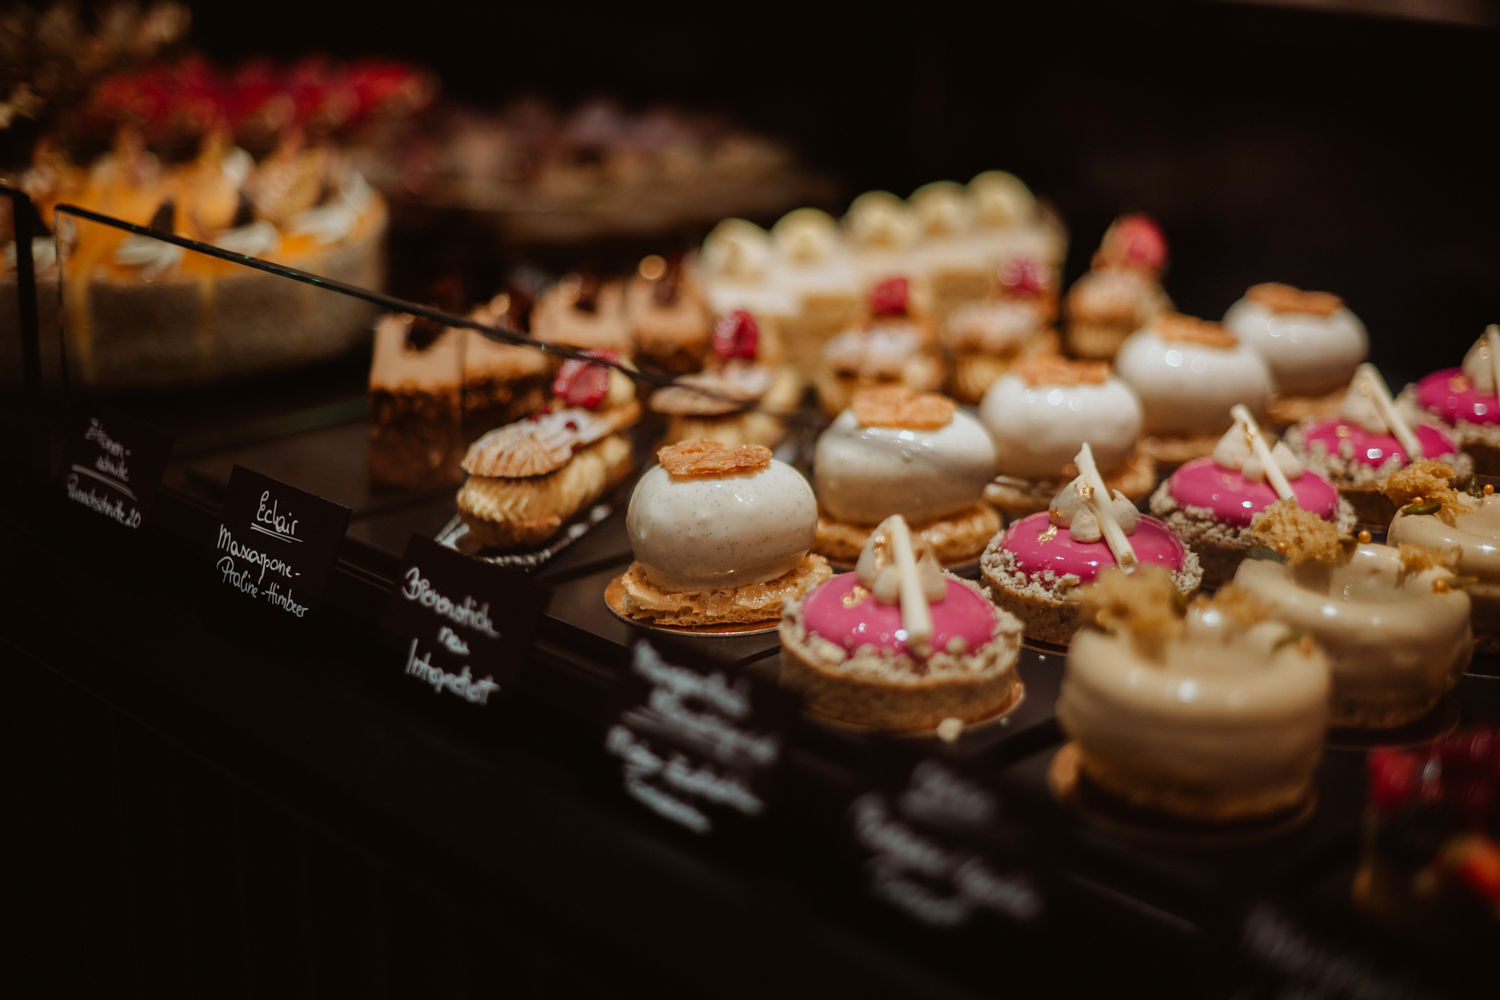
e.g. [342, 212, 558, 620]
[851, 385, 956, 429]
[1244, 283, 1343, 317]
[658, 439, 771, 478]
[1156, 313, 1238, 348]
[1013, 355, 1109, 387]
[1079, 565, 1184, 659]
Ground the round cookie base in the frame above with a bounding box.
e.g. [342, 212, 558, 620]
[947, 329, 1062, 405]
[1063, 321, 1132, 362]
[613, 553, 832, 628]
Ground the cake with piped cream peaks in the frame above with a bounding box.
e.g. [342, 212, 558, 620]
[814, 275, 945, 416]
[979, 355, 1155, 519]
[813, 385, 1000, 566]
[1223, 282, 1368, 426]
[1058, 565, 1331, 823]
[907, 180, 988, 323]
[625, 254, 713, 374]
[648, 309, 801, 450]
[940, 257, 1061, 405]
[842, 190, 919, 288]
[1063, 213, 1171, 361]
[1150, 405, 1355, 586]
[1400, 325, 1500, 475]
[1286, 362, 1471, 525]
[981, 443, 1202, 646]
[616, 440, 830, 627]
[770, 207, 862, 372]
[780, 514, 1024, 732]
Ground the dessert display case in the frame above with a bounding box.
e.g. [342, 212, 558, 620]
[6, 3, 1500, 996]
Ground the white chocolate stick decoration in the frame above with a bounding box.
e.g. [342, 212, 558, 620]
[1230, 404, 1295, 502]
[1356, 363, 1422, 460]
[888, 515, 934, 649]
[1075, 443, 1138, 572]
[1486, 325, 1500, 400]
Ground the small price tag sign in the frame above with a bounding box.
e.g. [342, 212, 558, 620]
[604, 640, 793, 836]
[60, 408, 172, 530]
[212, 466, 350, 618]
[380, 534, 546, 706]
[844, 753, 1046, 931]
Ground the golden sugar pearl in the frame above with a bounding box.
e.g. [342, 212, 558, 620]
[1485, 484, 1495, 496]
[638, 255, 667, 281]
[1433, 578, 1450, 594]
[1357, 530, 1372, 544]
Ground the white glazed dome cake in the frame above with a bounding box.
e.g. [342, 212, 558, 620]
[813, 386, 1000, 566]
[979, 355, 1156, 518]
[617, 440, 831, 627]
[1058, 566, 1331, 822]
[1222, 282, 1367, 424]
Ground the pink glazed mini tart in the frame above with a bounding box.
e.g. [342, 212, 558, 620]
[980, 506, 1202, 645]
[1149, 425, 1356, 587]
[1405, 365, 1500, 475]
[780, 540, 1023, 732]
[1286, 419, 1468, 525]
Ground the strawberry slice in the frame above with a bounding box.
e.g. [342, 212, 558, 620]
[1368, 747, 1420, 816]
[998, 258, 1046, 298]
[553, 349, 617, 409]
[712, 311, 759, 360]
[870, 276, 910, 318]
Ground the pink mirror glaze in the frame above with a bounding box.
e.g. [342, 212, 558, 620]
[1000, 511, 1185, 582]
[1415, 368, 1500, 426]
[1301, 420, 1456, 468]
[801, 574, 996, 656]
[1168, 457, 1340, 527]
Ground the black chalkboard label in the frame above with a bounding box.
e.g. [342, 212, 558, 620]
[381, 534, 546, 705]
[845, 756, 1045, 930]
[604, 640, 791, 836]
[60, 409, 172, 530]
[212, 466, 350, 617]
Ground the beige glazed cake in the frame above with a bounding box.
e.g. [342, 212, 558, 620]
[1058, 566, 1331, 822]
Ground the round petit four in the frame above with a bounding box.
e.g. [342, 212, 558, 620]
[457, 352, 639, 550]
[1286, 363, 1472, 525]
[813, 386, 1000, 565]
[981, 444, 1202, 645]
[1358, 727, 1500, 934]
[1385, 460, 1500, 651]
[1114, 312, 1274, 467]
[1149, 406, 1355, 586]
[1058, 567, 1330, 822]
[979, 356, 1155, 518]
[813, 276, 944, 416]
[780, 515, 1024, 732]
[1063, 213, 1172, 361]
[1401, 325, 1500, 475]
[940, 258, 1061, 404]
[648, 310, 801, 449]
[1234, 502, 1472, 729]
[1222, 282, 1368, 425]
[618, 440, 831, 626]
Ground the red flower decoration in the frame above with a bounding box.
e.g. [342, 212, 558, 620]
[553, 349, 618, 409]
[870, 276, 910, 318]
[1102, 214, 1168, 273]
[712, 311, 760, 360]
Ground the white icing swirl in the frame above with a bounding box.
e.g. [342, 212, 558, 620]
[1048, 474, 1140, 542]
[212, 220, 281, 258]
[910, 181, 974, 237]
[969, 171, 1036, 228]
[844, 191, 917, 250]
[1211, 424, 1303, 481]
[1461, 331, 1500, 393]
[701, 219, 772, 281]
[1338, 376, 1389, 433]
[114, 234, 184, 272]
[856, 516, 946, 605]
[771, 208, 844, 264]
[222, 146, 255, 187]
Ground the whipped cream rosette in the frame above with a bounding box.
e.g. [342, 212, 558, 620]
[615, 440, 830, 628]
[1233, 501, 1472, 729]
[979, 355, 1155, 518]
[1223, 282, 1368, 425]
[1285, 363, 1471, 525]
[1058, 566, 1330, 822]
[980, 444, 1202, 646]
[1149, 405, 1356, 586]
[1399, 325, 1500, 475]
[813, 385, 1000, 566]
[779, 514, 1024, 732]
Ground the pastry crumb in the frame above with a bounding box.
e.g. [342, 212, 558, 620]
[1381, 459, 1461, 516]
[1248, 499, 1345, 564]
[851, 385, 955, 429]
[1012, 355, 1109, 387]
[1079, 565, 1184, 657]
[1397, 543, 1458, 576]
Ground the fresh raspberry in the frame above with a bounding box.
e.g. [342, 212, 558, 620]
[998, 258, 1046, 298]
[712, 311, 759, 360]
[870, 276, 910, 318]
[553, 350, 617, 408]
[1368, 747, 1420, 815]
[1103, 214, 1168, 273]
